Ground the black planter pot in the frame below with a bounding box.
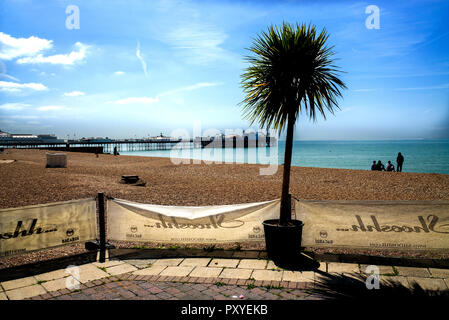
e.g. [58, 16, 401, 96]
[262, 219, 304, 262]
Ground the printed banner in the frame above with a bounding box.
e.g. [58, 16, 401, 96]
[107, 199, 280, 243]
[295, 200, 449, 250]
[0, 198, 97, 257]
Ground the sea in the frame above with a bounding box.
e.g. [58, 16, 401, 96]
[120, 140, 449, 175]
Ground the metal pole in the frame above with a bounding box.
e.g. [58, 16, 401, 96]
[98, 192, 106, 263]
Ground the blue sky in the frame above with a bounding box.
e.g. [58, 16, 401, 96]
[1, 0, 448, 140]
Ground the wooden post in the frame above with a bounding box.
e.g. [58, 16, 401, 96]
[98, 192, 106, 263]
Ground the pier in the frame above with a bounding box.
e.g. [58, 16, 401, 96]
[0, 135, 276, 154]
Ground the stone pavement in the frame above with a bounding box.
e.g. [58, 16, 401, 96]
[1, 254, 449, 300]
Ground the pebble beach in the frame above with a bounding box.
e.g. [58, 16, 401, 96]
[1, 149, 449, 268]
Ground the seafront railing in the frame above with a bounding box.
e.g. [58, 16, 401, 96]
[0, 193, 280, 262]
[1, 193, 448, 264]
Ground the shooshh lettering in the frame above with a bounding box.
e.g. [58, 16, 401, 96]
[148, 214, 245, 229]
[0, 219, 58, 240]
[339, 215, 449, 234]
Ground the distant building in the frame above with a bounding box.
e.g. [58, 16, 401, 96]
[0, 130, 64, 144]
[78, 137, 113, 143]
[0, 130, 11, 138]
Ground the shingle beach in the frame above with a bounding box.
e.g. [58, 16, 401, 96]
[1, 149, 448, 268]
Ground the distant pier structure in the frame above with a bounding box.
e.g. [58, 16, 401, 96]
[0, 130, 277, 154]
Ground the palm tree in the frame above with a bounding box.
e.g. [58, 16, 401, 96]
[241, 22, 346, 226]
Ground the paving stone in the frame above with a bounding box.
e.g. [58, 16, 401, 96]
[93, 260, 125, 268]
[317, 262, 327, 273]
[74, 264, 110, 283]
[282, 271, 314, 283]
[159, 266, 195, 277]
[5, 284, 46, 300]
[360, 264, 395, 275]
[35, 269, 70, 282]
[209, 259, 240, 268]
[107, 263, 138, 276]
[252, 270, 283, 282]
[123, 259, 157, 269]
[315, 271, 336, 284]
[42, 277, 80, 292]
[232, 251, 260, 259]
[189, 267, 223, 278]
[1, 276, 37, 291]
[258, 252, 268, 259]
[133, 265, 167, 276]
[381, 276, 411, 288]
[179, 258, 212, 267]
[238, 259, 267, 269]
[395, 266, 430, 277]
[428, 268, 449, 278]
[327, 263, 360, 273]
[265, 261, 278, 270]
[407, 277, 448, 291]
[152, 258, 184, 266]
[0, 292, 7, 300]
[219, 268, 253, 280]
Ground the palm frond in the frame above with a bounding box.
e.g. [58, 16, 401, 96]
[240, 22, 347, 134]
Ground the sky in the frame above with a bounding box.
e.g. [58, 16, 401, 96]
[0, 0, 448, 140]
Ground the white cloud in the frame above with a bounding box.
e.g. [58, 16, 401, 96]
[11, 115, 39, 119]
[160, 82, 222, 97]
[0, 73, 20, 82]
[109, 82, 222, 104]
[63, 91, 85, 97]
[393, 83, 449, 91]
[0, 81, 48, 92]
[0, 32, 53, 60]
[111, 97, 159, 105]
[17, 42, 88, 65]
[164, 24, 229, 65]
[114, 71, 125, 75]
[340, 107, 354, 113]
[37, 105, 66, 111]
[0, 103, 31, 111]
[352, 88, 378, 92]
[109, 82, 221, 105]
[136, 41, 148, 77]
[148, 2, 234, 66]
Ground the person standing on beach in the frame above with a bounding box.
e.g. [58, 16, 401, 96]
[396, 152, 404, 172]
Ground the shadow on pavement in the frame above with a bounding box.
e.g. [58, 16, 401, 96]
[271, 252, 321, 271]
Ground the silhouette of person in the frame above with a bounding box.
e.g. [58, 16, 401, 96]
[386, 160, 395, 172]
[371, 160, 377, 170]
[376, 160, 385, 171]
[396, 152, 404, 172]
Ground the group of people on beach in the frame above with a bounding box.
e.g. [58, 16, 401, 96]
[371, 152, 404, 172]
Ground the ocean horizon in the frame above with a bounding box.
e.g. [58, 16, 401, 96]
[120, 139, 449, 175]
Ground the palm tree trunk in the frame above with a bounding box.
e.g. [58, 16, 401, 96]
[280, 112, 295, 226]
